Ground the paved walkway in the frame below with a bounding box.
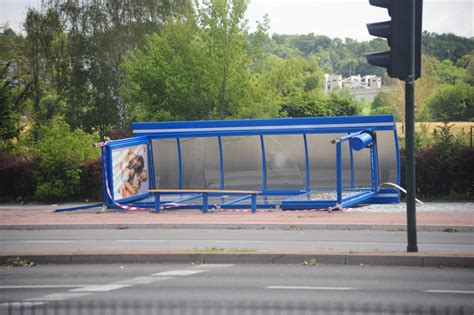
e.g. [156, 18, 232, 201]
[0, 203, 473, 229]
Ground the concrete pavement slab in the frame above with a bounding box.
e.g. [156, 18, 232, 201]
[0, 203, 473, 231]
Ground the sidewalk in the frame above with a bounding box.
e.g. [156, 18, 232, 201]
[0, 202, 473, 231]
[1, 203, 473, 268]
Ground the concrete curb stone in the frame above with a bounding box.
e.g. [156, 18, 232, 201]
[1, 224, 473, 232]
[2, 253, 473, 268]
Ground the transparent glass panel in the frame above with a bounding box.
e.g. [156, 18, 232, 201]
[307, 133, 349, 189]
[376, 130, 398, 185]
[221, 136, 262, 190]
[264, 135, 306, 190]
[180, 137, 220, 189]
[341, 140, 352, 189]
[152, 139, 179, 189]
[351, 146, 372, 189]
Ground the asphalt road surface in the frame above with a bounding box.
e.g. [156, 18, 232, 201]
[1, 229, 473, 253]
[1, 264, 473, 314]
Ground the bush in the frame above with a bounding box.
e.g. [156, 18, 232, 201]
[33, 119, 100, 201]
[79, 158, 103, 201]
[401, 146, 474, 200]
[0, 153, 38, 200]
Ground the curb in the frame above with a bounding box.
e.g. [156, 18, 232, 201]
[1, 224, 473, 232]
[2, 253, 473, 268]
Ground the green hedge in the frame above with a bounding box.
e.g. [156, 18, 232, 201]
[0, 154, 38, 200]
[0, 154, 102, 202]
[1, 147, 473, 202]
[401, 147, 473, 200]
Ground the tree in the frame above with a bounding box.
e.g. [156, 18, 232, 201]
[435, 59, 468, 84]
[28, 0, 193, 137]
[422, 32, 474, 63]
[24, 9, 63, 136]
[196, 0, 252, 118]
[279, 92, 329, 117]
[371, 91, 399, 119]
[121, 21, 216, 121]
[0, 64, 20, 151]
[425, 83, 474, 121]
[327, 89, 361, 116]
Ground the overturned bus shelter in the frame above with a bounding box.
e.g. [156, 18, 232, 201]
[101, 115, 401, 212]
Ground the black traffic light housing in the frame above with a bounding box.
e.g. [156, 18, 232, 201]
[366, 0, 423, 80]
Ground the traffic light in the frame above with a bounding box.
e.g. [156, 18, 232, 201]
[366, 0, 423, 80]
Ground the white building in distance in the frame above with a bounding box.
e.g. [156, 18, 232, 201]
[324, 74, 382, 93]
[324, 74, 342, 93]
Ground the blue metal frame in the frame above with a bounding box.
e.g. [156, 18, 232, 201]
[260, 135, 267, 191]
[218, 136, 224, 190]
[176, 138, 183, 189]
[100, 115, 400, 211]
[303, 134, 310, 192]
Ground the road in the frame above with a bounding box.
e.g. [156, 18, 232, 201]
[1, 264, 473, 314]
[1, 229, 473, 253]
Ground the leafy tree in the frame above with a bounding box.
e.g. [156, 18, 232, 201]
[435, 59, 468, 84]
[456, 54, 474, 86]
[370, 91, 399, 119]
[425, 83, 474, 121]
[0, 64, 20, 151]
[327, 89, 361, 116]
[279, 92, 329, 117]
[121, 21, 215, 121]
[381, 55, 439, 121]
[24, 9, 63, 135]
[422, 32, 474, 63]
[196, 0, 253, 118]
[28, 0, 193, 137]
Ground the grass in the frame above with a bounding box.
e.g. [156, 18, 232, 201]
[396, 121, 473, 138]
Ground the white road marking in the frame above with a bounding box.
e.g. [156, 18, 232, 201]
[213, 240, 267, 243]
[115, 240, 167, 243]
[23, 240, 73, 243]
[70, 284, 131, 292]
[0, 285, 87, 289]
[0, 302, 46, 308]
[425, 290, 474, 295]
[191, 264, 234, 269]
[151, 270, 208, 276]
[114, 276, 173, 285]
[26, 292, 91, 301]
[266, 286, 356, 291]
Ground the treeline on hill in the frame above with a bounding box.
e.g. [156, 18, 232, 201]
[1, 0, 473, 201]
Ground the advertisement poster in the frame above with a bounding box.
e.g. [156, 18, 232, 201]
[112, 144, 149, 200]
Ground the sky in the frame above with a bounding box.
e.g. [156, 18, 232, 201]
[0, 0, 472, 41]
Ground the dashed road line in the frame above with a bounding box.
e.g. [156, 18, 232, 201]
[191, 264, 234, 269]
[2, 264, 234, 309]
[23, 240, 74, 243]
[26, 292, 92, 301]
[266, 286, 356, 291]
[69, 284, 132, 292]
[114, 276, 173, 285]
[425, 290, 474, 295]
[0, 285, 85, 289]
[151, 269, 208, 276]
[0, 302, 46, 308]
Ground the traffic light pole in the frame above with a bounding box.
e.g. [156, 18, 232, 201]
[405, 0, 418, 253]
